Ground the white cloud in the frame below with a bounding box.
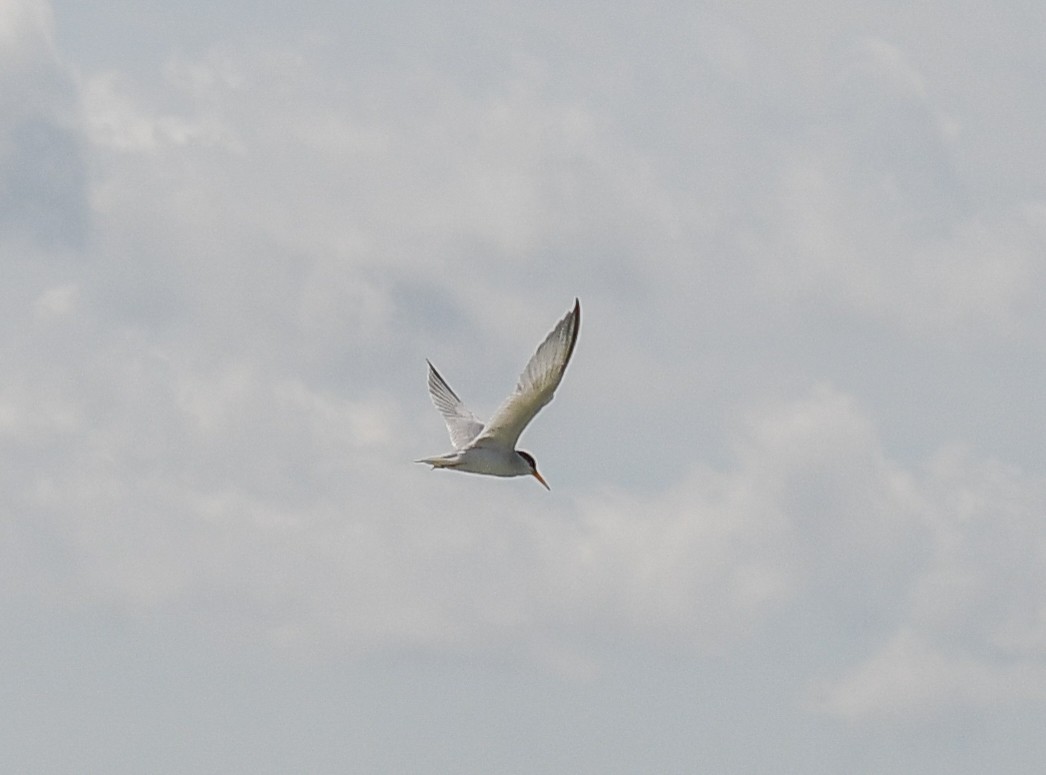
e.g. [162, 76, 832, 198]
[82, 70, 243, 153]
[912, 448, 1046, 655]
[8, 343, 1043, 729]
[813, 446, 1046, 720]
[0, 0, 87, 248]
[766, 154, 1041, 337]
[5, 1, 1046, 771]
[31, 284, 78, 328]
[0, 0, 56, 70]
[816, 628, 1046, 721]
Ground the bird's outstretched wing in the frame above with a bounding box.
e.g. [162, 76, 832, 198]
[473, 298, 580, 450]
[426, 360, 485, 449]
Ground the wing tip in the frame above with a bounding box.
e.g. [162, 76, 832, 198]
[566, 296, 581, 362]
[426, 359, 464, 404]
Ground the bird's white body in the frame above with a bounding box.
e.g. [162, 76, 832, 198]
[417, 298, 581, 489]
[415, 443, 534, 478]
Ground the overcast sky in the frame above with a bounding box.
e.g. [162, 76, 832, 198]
[3, 0, 1046, 772]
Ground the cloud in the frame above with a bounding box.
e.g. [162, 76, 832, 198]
[5, 3, 1046, 770]
[8, 339, 1043, 724]
[742, 35, 1045, 340]
[814, 446, 1046, 720]
[815, 628, 1046, 721]
[0, 0, 88, 248]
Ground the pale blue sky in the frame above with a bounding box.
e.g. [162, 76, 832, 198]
[4, 0, 1046, 772]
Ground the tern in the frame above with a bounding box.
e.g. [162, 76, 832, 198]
[416, 298, 581, 489]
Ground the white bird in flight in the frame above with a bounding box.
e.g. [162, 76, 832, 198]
[416, 298, 581, 489]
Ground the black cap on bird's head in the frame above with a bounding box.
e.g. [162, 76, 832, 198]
[516, 450, 550, 490]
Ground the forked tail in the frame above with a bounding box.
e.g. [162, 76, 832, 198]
[414, 454, 461, 469]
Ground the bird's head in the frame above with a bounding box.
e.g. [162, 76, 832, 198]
[516, 450, 549, 490]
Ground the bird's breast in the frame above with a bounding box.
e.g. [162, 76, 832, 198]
[454, 445, 528, 477]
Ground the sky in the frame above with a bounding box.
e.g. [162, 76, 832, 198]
[3, 0, 1046, 772]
